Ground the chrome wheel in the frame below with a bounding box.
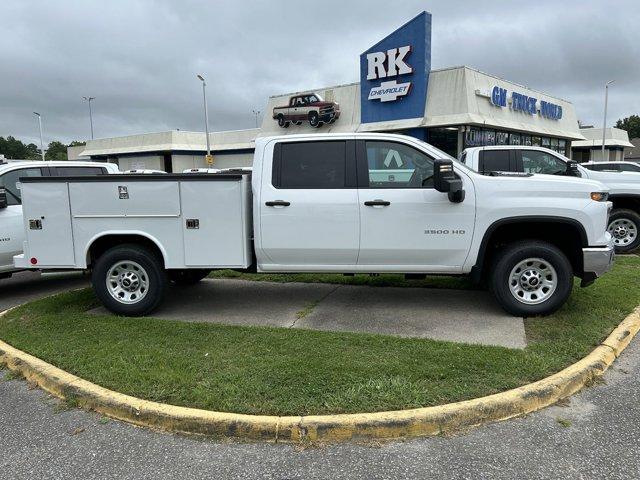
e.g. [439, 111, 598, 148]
[509, 258, 557, 305]
[608, 218, 637, 247]
[106, 260, 149, 305]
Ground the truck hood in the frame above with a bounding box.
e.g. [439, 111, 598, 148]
[473, 171, 608, 196]
[579, 167, 640, 195]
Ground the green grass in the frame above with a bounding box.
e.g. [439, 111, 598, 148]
[0, 257, 638, 416]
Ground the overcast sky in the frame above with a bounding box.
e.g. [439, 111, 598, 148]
[1, 0, 639, 145]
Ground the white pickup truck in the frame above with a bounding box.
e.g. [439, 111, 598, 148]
[0, 159, 119, 278]
[461, 146, 640, 253]
[14, 133, 614, 317]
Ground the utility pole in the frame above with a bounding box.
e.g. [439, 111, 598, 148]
[601, 80, 615, 162]
[197, 74, 212, 166]
[83, 96, 96, 139]
[33, 112, 45, 160]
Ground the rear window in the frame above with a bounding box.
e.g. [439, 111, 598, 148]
[479, 150, 511, 172]
[55, 166, 106, 176]
[275, 141, 346, 189]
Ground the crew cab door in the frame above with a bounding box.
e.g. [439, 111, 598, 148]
[356, 140, 475, 271]
[0, 166, 46, 271]
[258, 139, 359, 268]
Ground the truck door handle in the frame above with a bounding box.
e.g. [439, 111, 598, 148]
[265, 200, 290, 207]
[364, 200, 391, 207]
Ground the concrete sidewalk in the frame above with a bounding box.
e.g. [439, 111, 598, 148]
[92, 279, 526, 349]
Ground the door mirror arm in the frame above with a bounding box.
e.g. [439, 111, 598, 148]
[433, 160, 465, 203]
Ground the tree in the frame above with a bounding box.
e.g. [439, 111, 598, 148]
[0, 136, 41, 160]
[615, 115, 640, 140]
[68, 140, 86, 147]
[45, 141, 68, 160]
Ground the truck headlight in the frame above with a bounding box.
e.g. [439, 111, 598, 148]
[590, 192, 609, 202]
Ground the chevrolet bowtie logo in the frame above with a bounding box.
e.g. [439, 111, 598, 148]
[368, 80, 412, 102]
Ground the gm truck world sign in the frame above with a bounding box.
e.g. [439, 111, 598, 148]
[360, 11, 431, 124]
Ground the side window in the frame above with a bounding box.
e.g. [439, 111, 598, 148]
[521, 150, 566, 175]
[0, 168, 43, 206]
[54, 166, 106, 176]
[479, 150, 511, 173]
[276, 141, 346, 189]
[365, 141, 434, 188]
[619, 163, 640, 172]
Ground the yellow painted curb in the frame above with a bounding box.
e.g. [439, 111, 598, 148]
[1, 305, 639, 443]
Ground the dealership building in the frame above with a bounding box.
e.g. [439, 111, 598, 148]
[73, 11, 588, 171]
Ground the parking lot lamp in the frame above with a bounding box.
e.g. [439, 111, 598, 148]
[33, 112, 45, 161]
[83, 96, 96, 139]
[197, 74, 212, 164]
[602, 80, 615, 162]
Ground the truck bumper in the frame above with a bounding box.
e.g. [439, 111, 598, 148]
[13, 253, 31, 269]
[581, 241, 615, 287]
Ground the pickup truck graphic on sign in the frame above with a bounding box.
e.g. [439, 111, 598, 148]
[272, 93, 340, 128]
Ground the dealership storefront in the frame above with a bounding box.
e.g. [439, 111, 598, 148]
[76, 11, 584, 169]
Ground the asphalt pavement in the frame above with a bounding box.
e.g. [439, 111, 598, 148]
[1, 272, 639, 479]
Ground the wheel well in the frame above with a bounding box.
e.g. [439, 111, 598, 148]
[87, 235, 165, 268]
[609, 195, 640, 212]
[473, 220, 586, 281]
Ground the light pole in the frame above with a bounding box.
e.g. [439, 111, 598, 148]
[83, 96, 96, 139]
[33, 112, 45, 161]
[197, 74, 212, 164]
[601, 80, 615, 162]
[252, 109, 261, 128]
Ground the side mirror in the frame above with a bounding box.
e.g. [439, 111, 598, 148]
[565, 160, 580, 177]
[0, 188, 7, 209]
[433, 159, 465, 203]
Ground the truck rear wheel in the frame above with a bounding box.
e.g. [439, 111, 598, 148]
[607, 209, 640, 253]
[491, 240, 572, 317]
[92, 244, 167, 317]
[277, 114, 290, 128]
[168, 269, 211, 285]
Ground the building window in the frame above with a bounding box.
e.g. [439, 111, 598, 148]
[532, 136, 542, 146]
[496, 131, 509, 145]
[510, 133, 522, 145]
[559, 139, 566, 156]
[550, 138, 559, 152]
[522, 135, 532, 146]
[465, 127, 484, 147]
[427, 128, 458, 158]
[541, 137, 551, 149]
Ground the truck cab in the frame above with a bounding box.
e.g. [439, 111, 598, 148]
[461, 145, 640, 253]
[0, 160, 118, 277]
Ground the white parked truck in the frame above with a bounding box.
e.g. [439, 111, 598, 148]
[14, 134, 614, 317]
[0, 159, 119, 278]
[461, 146, 640, 253]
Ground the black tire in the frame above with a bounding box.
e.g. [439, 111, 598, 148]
[491, 240, 573, 317]
[309, 111, 321, 128]
[277, 114, 290, 128]
[608, 209, 640, 253]
[92, 244, 167, 317]
[168, 269, 211, 285]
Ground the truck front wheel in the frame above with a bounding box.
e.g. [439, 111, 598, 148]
[92, 244, 167, 317]
[607, 209, 640, 253]
[491, 240, 572, 317]
[308, 112, 322, 128]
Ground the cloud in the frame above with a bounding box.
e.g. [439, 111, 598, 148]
[1, 0, 638, 145]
